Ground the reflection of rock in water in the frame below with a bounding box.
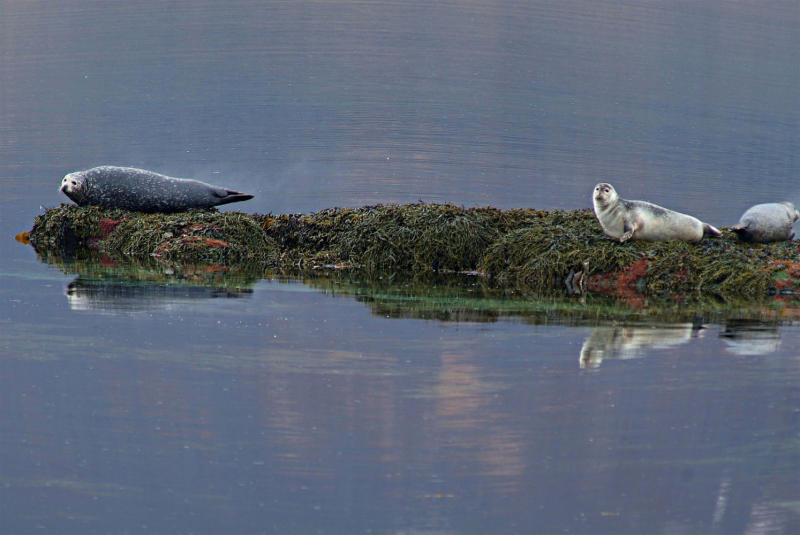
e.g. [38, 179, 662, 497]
[720, 320, 781, 356]
[580, 324, 700, 369]
[67, 279, 252, 313]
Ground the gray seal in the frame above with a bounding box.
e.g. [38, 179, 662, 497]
[60, 166, 254, 213]
[592, 183, 721, 243]
[730, 202, 798, 243]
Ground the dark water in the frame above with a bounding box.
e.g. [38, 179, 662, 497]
[2, 1, 799, 533]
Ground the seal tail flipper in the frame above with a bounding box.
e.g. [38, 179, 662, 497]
[729, 223, 748, 236]
[703, 223, 722, 238]
[212, 189, 255, 206]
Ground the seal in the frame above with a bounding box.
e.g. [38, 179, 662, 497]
[60, 166, 254, 213]
[730, 202, 798, 243]
[592, 183, 721, 243]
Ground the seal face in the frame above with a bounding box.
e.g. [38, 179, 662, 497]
[731, 202, 799, 243]
[592, 183, 721, 243]
[60, 166, 254, 213]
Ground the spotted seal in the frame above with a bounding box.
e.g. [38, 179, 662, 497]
[60, 166, 254, 213]
[730, 202, 798, 243]
[592, 183, 721, 243]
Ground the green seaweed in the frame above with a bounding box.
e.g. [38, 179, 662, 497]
[478, 209, 642, 288]
[101, 209, 278, 265]
[28, 203, 800, 300]
[30, 204, 279, 266]
[259, 203, 538, 273]
[29, 204, 129, 254]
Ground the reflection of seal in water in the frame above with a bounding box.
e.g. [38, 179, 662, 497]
[592, 183, 721, 243]
[719, 319, 781, 356]
[579, 324, 699, 369]
[60, 166, 254, 213]
[66, 278, 252, 313]
[730, 202, 798, 243]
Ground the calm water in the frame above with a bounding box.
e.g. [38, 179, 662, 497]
[1, 1, 799, 534]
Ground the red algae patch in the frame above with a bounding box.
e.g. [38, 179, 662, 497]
[99, 255, 117, 268]
[586, 259, 650, 309]
[616, 259, 649, 290]
[770, 261, 800, 293]
[98, 218, 123, 238]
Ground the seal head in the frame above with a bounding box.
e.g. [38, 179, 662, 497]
[592, 183, 721, 243]
[61, 172, 90, 205]
[731, 202, 799, 243]
[60, 166, 254, 213]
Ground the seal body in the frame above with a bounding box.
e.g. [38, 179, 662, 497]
[592, 183, 721, 243]
[730, 202, 798, 243]
[60, 166, 254, 213]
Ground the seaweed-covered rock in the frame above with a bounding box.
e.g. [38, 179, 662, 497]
[101, 209, 277, 265]
[29, 204, 131, 253]
[31, 204, 278, 266]
[28, 202, 799, 299]
[260, 203, 538, 273]
[478, 210, 799, 298]
[478, 209, 641, 288]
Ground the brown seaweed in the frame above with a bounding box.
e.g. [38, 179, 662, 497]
[28, 203, 800, 300]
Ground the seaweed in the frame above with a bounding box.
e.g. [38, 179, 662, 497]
[478, 209, 642, 288]
[30, 204, 278, 267]
[27, 202, 800, 300]
[101, 209, 278, 266]
[29, 204, 130, 255]
[259, 203, 538, 273]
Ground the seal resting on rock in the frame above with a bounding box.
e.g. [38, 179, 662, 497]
[60, 166, 254, 213]
[592, 183, 721, 243]
[731, 202, 798, 243]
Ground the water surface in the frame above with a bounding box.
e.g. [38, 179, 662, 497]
[1, 1, 798, 533]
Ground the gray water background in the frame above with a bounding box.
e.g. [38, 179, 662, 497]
[1, 1, 799, 533]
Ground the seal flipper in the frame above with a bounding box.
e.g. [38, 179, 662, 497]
[211, 188, 255, 207]
[702, 223, 722, 238]
[619, 220, 638, 243]
[730, 223, 748, 236]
